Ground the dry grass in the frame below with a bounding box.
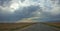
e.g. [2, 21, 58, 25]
[42, 22, 60, 29]
[46, 22, 60, 26]
[0, 23, 36, 31]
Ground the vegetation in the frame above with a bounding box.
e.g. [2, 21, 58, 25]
[0, 23, 36, 31]
[42, 22, 60, 29]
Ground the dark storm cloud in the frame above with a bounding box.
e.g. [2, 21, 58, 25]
[0, 5, 40, 22]
[0, 0, 60, 23]
[14, 5, 40, 20]
[0, 0, 11, 7]
[31, 0, 60, 22]
[20, 0, 25, 2]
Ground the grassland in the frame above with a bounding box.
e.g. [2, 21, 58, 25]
[42, 22, 60, 29]
[0, 22, 36, 31]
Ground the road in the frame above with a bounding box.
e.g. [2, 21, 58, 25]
[15, 23, 60, 31]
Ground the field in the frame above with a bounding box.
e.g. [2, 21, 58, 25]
[42, 22, 60, 29]
[0, 22, 36, 31]
[46, 22, 60, 26]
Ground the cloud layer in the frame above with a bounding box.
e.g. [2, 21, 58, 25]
[0, 0, 60, 23]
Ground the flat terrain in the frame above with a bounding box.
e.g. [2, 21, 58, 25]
[0, 22, 36, 31]
[0, 22, 60, 31]
[46, 22, 60, 26]
[42, 22, 60, 28]
[17, 22, 60, 31]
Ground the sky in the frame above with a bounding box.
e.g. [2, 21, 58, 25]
[0, 0, 60, 23]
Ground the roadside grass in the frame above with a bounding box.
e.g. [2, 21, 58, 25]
[41, 22, 60, 29]
[10, 23, 35, 31]
[0, 23, 36, 31]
